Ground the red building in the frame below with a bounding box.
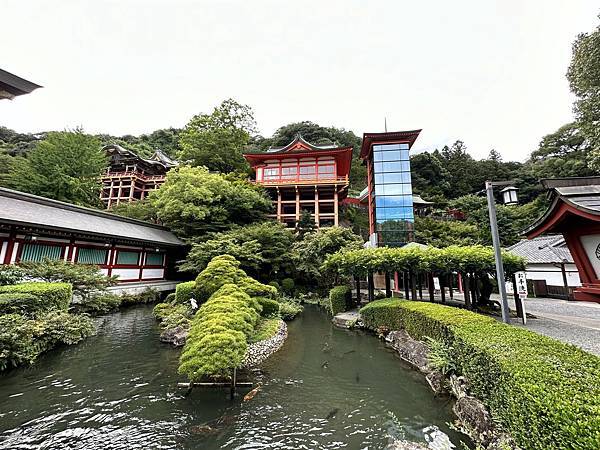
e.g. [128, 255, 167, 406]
[525, 177, 600, 303]
[101, 144, 177, 208]
[243, 134, 353, 227]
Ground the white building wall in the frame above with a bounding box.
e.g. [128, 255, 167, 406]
[525, 263, 581, 287]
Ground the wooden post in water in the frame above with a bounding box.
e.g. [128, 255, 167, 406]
[385, 272, 392, 298]
[230, 367, 237, 400]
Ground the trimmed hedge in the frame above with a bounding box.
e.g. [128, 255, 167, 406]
[0, 282, 72, 316]
[281, 278, 295, 294]
[175, 281, 196, 304]
[329, 285, 351, 315]
[359, 299, 600, 450]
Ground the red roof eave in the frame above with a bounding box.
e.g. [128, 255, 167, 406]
[525, 199, 600, 239]
[243, 147, 354, 176]
[359, 130, 422, 160]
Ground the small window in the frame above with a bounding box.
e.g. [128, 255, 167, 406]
[77, 248, 108, 265]
[116, 251, 140, 265]
[21, 243, 62, 262]
[146, 252, 164, 266]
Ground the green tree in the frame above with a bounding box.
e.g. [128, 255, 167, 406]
[149, 166, 272, 239]
[410, 152, 451, 198]
[414, 217, 481, 247]
[5, 129, 107, 207]
[526, 122, 593, 179]
[108, 199, 158, 223]
[180, 221, 295, 281]
[291, 226, 363, 288]
[178, 99, 255, 173]
[567, 17, 600, 153]
[296, 210, 316, 237]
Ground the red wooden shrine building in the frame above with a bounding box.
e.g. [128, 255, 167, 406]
[243, 134, 353, 227]
[525, 177, 600, 303]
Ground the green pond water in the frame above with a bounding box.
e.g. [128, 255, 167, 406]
[0, 305, 471, 449]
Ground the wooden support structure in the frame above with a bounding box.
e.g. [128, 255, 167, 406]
[418, 272, 423, 300]
[513, 274, 523, 318]
[463, 273, 471, 308]
[410, 270, 417, 301]
[368, 272, 375, 302]
[354, 275, 361, 304]
[385, 272, 392, 298]
[440, 275, 446, 303]
[403, 272, 410, 300]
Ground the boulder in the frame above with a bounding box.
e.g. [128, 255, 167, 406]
[160, 325, 188, 347]
[385, 330, 430, 372]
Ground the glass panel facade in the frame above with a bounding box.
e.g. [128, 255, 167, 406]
[77, 247, 108, 265]
[116, 251, 140, 265]
[21, 243, 62, 262]
[146, 252, 165, 266]
[371, 143, 414, 247]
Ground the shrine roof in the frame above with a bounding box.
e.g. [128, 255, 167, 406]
[524, 177, 600, 238]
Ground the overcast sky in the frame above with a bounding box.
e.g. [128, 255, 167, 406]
[1, 1, 598, 160]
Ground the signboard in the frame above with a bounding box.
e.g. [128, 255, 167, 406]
[433, 277, 440, 291]
[515, 271, 528, 299]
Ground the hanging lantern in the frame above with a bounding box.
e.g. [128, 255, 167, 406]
[500, 186, 519, 205]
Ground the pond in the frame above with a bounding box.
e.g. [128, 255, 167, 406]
[0, 305, 471, 449]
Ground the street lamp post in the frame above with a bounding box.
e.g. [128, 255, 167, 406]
[485, 181, 511, 324]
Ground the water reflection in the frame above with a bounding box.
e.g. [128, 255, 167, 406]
[0, 305, 470, 449]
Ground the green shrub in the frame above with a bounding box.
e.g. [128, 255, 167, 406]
[238, 276, 278, 299]
[153, 302, 192, 331]
[279, 301, 303, 320]
[268, 281, 280, 292]
[329, 285, 351, 315]
[0, 282, 72, 316]
[175, 281, 196, 304]
[0, 292, 41, 316]
[0, 314, 39, 370]
[256, 297, 279, 317]
[164, 292, 176, 304]
[71, 293, 122, 315]
[281, 277, 295, 294]
[194, 255, 246, 301]
[251, 318, 281, 343]
[359, 299, 600, 450]
[0, 265, 25, 286]
[0, 311, 94, 371]
[20, 259, 116, 299]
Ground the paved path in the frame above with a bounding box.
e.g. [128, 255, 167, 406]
[503, 295, 600, 356]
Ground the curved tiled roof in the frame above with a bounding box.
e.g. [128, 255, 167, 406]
[0, 188, 183, 247]
[508, 235, 573, 264]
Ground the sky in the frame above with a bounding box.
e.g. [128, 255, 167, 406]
[1, 0, 598, 161]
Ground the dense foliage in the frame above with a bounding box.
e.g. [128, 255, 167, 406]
[149, 166, 272, 239]
[178, 99, 255, 173]
[181, 222, 295, 281]
[2, 129, 107, 207]
[567, 16, 600, 160]
[291, 227, 363, 288]
[329, 285, 351, 316]
[0, 310, 94, 371]
[359, 299, 600, 450]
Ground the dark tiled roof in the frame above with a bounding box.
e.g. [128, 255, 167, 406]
[0, 68, 42, 97]
[0, 188, 183, 247]
[508, 235, 573, 264]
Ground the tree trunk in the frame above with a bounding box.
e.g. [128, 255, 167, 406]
[463, 273, 471, 309]
[440, 274, 446, 303]
[448, 274, 454, 300]
[368, 272, 374, 302]
[418, 272, 423, 299]
[404, 272, 410, 300]
[428, 272, 435, 302]
[385, 272, 392, 298]
[410, 270, 417, 301]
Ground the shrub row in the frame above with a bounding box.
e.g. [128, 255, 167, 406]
[329, 285, 351, 315]
[0, 311, 95, 371]
[359, 299, 600, 450]
[324, 245, 526, 277]
[0, 282, 73, 317]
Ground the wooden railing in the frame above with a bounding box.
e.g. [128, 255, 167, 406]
[252, 175, 349, 185]
[103, 171, 166, 182]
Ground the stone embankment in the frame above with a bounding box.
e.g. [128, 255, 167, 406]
[384, 330, 517, 450]
[242, 320, 287, 368]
